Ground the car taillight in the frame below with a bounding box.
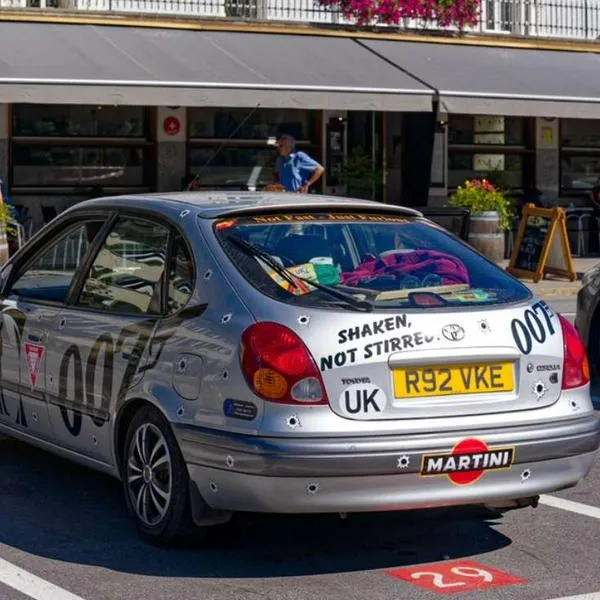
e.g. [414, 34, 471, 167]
[560, 314, 590, 389]
[240, 322, 328, 405]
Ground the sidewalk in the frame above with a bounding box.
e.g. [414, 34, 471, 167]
[498, 258, 599, 297]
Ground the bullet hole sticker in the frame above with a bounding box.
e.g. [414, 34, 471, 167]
[397, 455, 410, 469]
[533, 380, 548, 399]
[387, 560, 527, 594]
[24, 343, 45, 389]
[339, 383, 388, 417]
[420, 438, 514, 485]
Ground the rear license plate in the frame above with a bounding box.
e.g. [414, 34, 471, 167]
[393, 363, 515, 399]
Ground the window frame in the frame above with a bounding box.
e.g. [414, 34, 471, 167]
[3, 210, 115, 308]
[186, 107, 321, 191]
[164, 232, 195, 316]
[213, 212, 532, 311]
[67, 209, 196, 318]
[4, 204, 198, 317]
[446, 115, 535, 193]
[558, 119, 600, 197]
[72, 215, 172, 317]
[9, 104, 155, 195]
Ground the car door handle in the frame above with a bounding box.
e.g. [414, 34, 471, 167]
[27, 332, 47, 342]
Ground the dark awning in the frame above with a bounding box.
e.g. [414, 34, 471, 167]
[0, 23, 434, 111]
[361, 39, 600, 118]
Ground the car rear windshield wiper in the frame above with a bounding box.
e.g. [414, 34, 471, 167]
[226, 236, 373, 312]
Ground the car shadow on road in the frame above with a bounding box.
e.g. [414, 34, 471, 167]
[0, 438, 513, 579]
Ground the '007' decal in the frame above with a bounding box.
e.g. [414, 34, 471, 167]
[510, 300, 556, 355]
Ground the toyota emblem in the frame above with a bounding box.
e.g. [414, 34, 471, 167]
[442, 324, 465, 342]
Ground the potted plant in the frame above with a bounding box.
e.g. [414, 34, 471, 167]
[450, 178, 513, 262]
[340, 148, 384, 201]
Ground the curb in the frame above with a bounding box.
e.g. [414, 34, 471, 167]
[527, 286, 580, 297]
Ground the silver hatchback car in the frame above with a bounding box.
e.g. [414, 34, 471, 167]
[0, 192, 598, 544]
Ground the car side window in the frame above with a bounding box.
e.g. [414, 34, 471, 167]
[9, 221, 105, 304]
[167, 235, 194, 314]
[77, 217, 170, 315]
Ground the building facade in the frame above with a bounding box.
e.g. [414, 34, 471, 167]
[0, 0, 600, 240]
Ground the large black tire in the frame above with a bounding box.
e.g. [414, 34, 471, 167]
[120, 404, 207, 545]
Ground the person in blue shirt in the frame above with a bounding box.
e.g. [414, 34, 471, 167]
[274, 134, 324, 193]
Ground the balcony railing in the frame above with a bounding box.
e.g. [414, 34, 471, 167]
[3, 0, 600, 42]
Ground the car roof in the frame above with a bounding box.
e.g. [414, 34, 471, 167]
[73, 191, 422, 220]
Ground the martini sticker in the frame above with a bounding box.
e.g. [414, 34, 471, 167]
[420, 438, 514, 485]
[24, 343, 45, 389]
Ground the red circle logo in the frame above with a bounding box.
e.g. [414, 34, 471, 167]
[163, 116, 180, 136]
[448, 438, 489, 485]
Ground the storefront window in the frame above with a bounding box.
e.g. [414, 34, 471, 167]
[188, 147, 278, 189]
[188, 108, 315, 141]
[447, 115, 533, 192]
[560, 155, 600, 193]
[448, 152, 524, 189]
[561, 119, 600, 149]
[10, 104, 151, 192]
[560, 120, 600, 194]
[187, 108, 320, 190]
[12, 146, 146, 187]
[448, 115, 525, 146]
[13, 105, 146, 138]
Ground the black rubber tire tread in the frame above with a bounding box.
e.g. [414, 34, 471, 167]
[120, 404, 208, 546]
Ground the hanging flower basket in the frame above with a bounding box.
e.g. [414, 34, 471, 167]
[317, 0, 480, 30]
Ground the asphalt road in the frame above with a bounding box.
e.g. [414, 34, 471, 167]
[0, 294, 598, 600]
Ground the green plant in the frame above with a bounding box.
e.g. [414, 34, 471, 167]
[450, 178, 514, 230]
[0, 202, 18, 238]
[340, 148, 384, 201]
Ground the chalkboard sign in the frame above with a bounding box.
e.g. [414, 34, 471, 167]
[507, 204, 576, 282]
[514, 213, 551, 273]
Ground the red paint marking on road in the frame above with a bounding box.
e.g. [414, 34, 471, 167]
[386, 560, 527, 594]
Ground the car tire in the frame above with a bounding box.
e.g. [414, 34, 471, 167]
[588, 315, 600, 381]
[120, 404, 208, 545]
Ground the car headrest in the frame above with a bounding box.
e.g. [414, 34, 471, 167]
[274, 234, 333, 264]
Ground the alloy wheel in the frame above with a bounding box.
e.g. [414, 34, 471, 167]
[126, 422, 173, 527]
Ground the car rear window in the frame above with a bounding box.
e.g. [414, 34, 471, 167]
[213, 212, 530, 310]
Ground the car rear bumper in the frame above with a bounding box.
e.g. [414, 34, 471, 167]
[174, 413, 600, 513]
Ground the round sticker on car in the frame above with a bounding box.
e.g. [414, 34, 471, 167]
[339, 383, 388, 417]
